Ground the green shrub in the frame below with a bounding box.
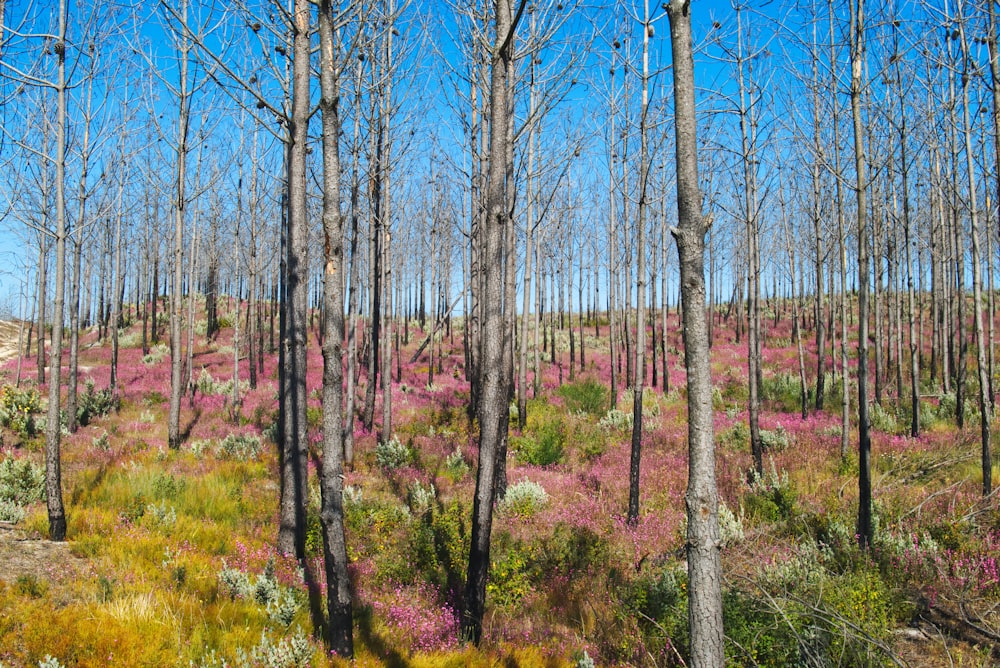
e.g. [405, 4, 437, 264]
[0, 456, 45, 506]
[759, 424, 791, 451]
[15, 573, 48, 599]
[117, 330, 142, 349]
[232, 629, 312, 668]
[218, 433, 262, 461]
[718, 502, 746, 547]
[92, 431, 110, 451]
[599, 408, 633, 432]
[142, 343, 169, 365]
[426, 499, 468, 585]
[719, 422, 750, 451]
[724, 589, 803, 667]
[896, 400, 936, 433]
[558, 377, 610, 416]
[819, 570, 894, 666]
[624, 565, 689, 660]
[820, 372, 846, 413]
[0, 498, 26, 523]
[761, 372, 801, 413]
[868, 402, 899, 434]
[513, 418, 564, 466]
[745, 462, 797, 522]
[498, 479, 548, 517]
[486, 538, 533, 608]
[189, 439, 210, 459]
[146, 500, 177, 529]
[375, 435, 412, 470]
[760, 520, 903, 667]
[218, 561, 302, 628]
[574, 421, 608, 460]
[936, 391, 978, 425]
[927, 520, 968, 552]
[719, 373, 749, 403]
[443, 447, 469, 480]
[540, 523, 609, 575]
[0, 385, 41, 437]
[712, 386, 726, 411]
[620, 388, 661, 419]
[76, 378, 118, 427]
[196, 368, 247, 397]
[407, 480, 436, 516]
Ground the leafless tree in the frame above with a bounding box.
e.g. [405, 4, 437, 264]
[666, 0, 724, 663]
[849, 0, 873, 550]
[462, 0, 524, 644]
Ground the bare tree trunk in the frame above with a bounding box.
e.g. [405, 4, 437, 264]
[277, 0, 311, 559]
[66, 71, 96, 434]
[168, 0, 191, 451]
[945, 38, 967, 429]
[737, 6, 763, 478]
[186, 137, 206, 403]
[987, 191, 996, 411]
[667, 2, 724, 664]
[958, 12, 993, 497]
[362, 82, 383, 432]
[830, 1, 850, 461]
[607, 60, 619, 409]
[15, 282, 26, 387]
[892, 27, 920, 436]
[497, 65, 517, 501]
[379, 6, 395, 444]
[317, 2, 354, 653]
[231, 164, 243, 415]
[382, 230, 393, 440]
[781, 179, 808, 419]
[44, 0, 69, 541]
[661, 192, 669, 392]
[850, 0, 873, 550]
[988, 0, 1000, 411]
[517, 90, 536, 427]
[463, 0, 516, 644]
[109, 162, 126, 403]
[578, 232, 585, 370]
[628, 0, 652, 526]
[812, 21, 826, 412]
[873, 184, 884, 406]
[343, 54, 364, 468]
[36, 215, 47, 385]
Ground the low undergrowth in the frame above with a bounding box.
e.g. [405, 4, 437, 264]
[1, 310, 998, 667]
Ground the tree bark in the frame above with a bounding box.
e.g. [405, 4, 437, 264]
[958, 11, 993, 497]
[849, 0, 873, 550]
[628, 0, 652, 525]
[737, 6, 763, 478]
[44, 0, 69, 541]
[277, 0, 311, 559]
[65, 69, 96, 434]
[317, 1, 354, 653]
[667, 2, 725, 664]
[830, 0, 850, 461]
[811, 16, 826, 412]
[463, 0, 515, 644]
[168, 0, 191, 450]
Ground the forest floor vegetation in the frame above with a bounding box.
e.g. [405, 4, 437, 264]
[0, 305, 998, 666]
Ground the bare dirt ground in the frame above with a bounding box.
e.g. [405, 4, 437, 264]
[0, 522, 86, 585]
[0, 321, 88, 587]
[0, 320, 24, 365]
